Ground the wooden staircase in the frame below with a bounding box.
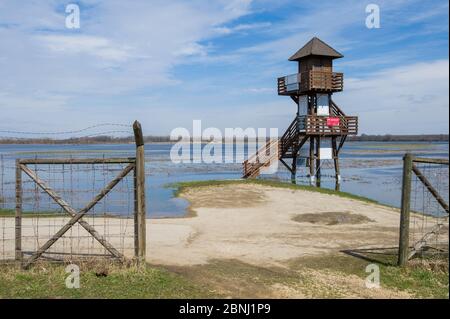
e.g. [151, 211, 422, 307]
[243, 117, 301, 178]
[243, 100, 354, 179]
[242, 138, 281, 178]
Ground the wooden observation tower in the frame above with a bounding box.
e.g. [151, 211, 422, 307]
[243, 37, 358, 186]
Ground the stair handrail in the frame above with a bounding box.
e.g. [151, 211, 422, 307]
[280, 117, 299, 155]
[244, 138, 279, 165]
[243, 138, 280, 177]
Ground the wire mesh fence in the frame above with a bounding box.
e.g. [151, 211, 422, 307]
[398, 154, 449, 266]
[0, 153, 15, 261]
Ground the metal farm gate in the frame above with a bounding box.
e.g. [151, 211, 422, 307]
[1, 121, 146, 268]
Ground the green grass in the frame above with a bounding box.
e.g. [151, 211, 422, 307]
[0, 263, 213, 299]
[290, 254, 449, 299]
[170, 179, 386, 206]
[0, 208, 63, 218]
[0, 209, 125, 218]
[0, 255, 447, 298]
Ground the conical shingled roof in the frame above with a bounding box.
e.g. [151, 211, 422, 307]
[288, 37, 343, 61]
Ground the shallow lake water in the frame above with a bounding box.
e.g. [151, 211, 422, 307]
[0, 141, 448, 218]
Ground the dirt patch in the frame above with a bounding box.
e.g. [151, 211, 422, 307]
[165, 259, 302, 298]
[181, 184, 267, 209]
[163, 257, 413, 299]
[292, 212, 375, 225]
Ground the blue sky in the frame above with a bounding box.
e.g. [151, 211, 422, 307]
[0, 0, 448, 136]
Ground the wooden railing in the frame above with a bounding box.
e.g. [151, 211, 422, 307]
[308, 71, 343, 92]
[280, 117, 299, 156]
[330, 100, 346, 117]
[300, 115, 358, 135]
[243, 139, 280, 178]
[278, 71, 343, 95]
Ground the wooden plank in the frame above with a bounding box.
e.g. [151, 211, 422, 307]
[412, 158, 449, 165]
[21, 163, 134, 268]
[279, 158, 293, 174]
[290, 95, 299, 104]
[337, 135, 347, 153]
[19, 158, 136, 165]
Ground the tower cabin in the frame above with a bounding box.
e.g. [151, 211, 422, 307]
[243, 37, 358, 186]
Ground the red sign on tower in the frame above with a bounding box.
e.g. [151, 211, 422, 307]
[327, 117, 340, 126]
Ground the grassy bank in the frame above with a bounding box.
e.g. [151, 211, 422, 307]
[1, 254, 447, 298]
[0, 263, 213, 299]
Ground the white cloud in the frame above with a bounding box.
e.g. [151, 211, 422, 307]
[174, 43, 209, 57]
[213, 22, 272, 35]
[336, 60, 449, 134]
[0, 0, 254, 98]
[38, 35, 134, 61]
[244, 87, 274, 93]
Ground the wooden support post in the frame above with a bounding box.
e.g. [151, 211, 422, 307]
[332, 137, 341, 182]
[15, 160, 22, 265]
[133, 121, 146, 264]
[316, 137, 321, 187]
[398, 153, 413, 267]
[291, 155, 297, 183]
[309, 137, 315, 186]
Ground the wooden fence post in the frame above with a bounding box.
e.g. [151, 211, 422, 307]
[15, 159, 22, 266]
[398, 153, 413, 266]
[133, 121, 146, 264]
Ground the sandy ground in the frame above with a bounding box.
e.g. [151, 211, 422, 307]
[148, 184, 406, 266]
[1, 184, 444, 266]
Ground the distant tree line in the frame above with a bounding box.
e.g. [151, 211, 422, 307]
[0, 135, 173, 144]
[348, 134, 449, 142]
[0, 134, 448, 144]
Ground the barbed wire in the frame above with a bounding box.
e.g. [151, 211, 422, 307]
[81, 130, 133, 138]
[0, 123, 132, 136]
